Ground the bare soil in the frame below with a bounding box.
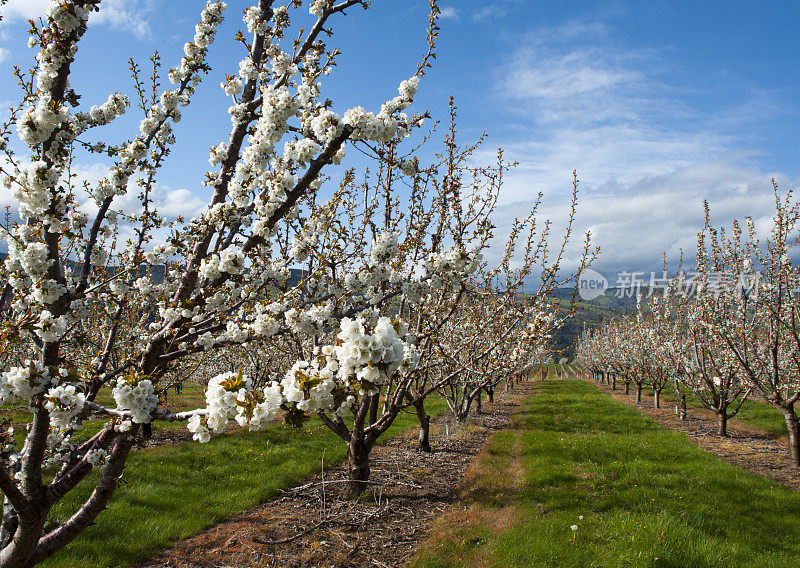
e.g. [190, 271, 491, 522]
[136, 382, 535, 568]
[590, 378, 800, 492]
[134, 427, 195, 449]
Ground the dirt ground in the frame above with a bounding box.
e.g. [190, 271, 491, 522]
[588, 377, 800, 492]
[136, 382, 535, 568]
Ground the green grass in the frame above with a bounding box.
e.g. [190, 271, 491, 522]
[412, 380, 800, 568]
[732, 398, 789, 436]
[41, 395, 449, 568]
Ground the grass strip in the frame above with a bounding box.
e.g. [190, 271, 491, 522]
[412, 379, 800, 568]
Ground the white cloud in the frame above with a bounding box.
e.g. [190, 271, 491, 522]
[487, 162, 794, 287]
[91, 0, 153, 40]
[1, 0, 49, 21]
[473, 6, 507, 22]
[499, 25, 659, 128]
[440, 7, 459, 20]
[72, 165, 205, 221]
[157, 188, 205, 219]
[472, 0, 523, 22]
[481, 18, 794, 283]
[1, 0, 153, 39]
[0, 47, 8, 64]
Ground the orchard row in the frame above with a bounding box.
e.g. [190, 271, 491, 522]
[0, 2, 587, 567]
[576, 187, 800, 463]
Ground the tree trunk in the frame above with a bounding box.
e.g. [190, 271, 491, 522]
[476, 389, 482, 414]
[457, 386, 471, 422]
[654, 389, 661, 409]
[782, 408, 800, 467]
[625, 380, 629, 395]
[140, 423, 152, 442]
[487, 386, 494, 404]
[456, 397, 470, 422]
[611, 375, 616, 391]
[717, 412, 728, 437]
[636, 384, 642, 404]
[412, 400, 431, 453]
[678, 391, 687, 421]
[347, 438, 371, 495]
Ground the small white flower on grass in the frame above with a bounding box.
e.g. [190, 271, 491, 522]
[570, 525, 578, 531]
[578, 515, 584, 520]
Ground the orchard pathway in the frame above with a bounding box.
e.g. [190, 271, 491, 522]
[137, 381, 536, 568]
[409, 379, 800, 568]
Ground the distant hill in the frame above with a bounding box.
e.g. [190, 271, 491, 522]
[547, 288, 633, 359]
[550, 287, 642, 311]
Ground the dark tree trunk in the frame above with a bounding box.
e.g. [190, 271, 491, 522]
[0, 501, 19, 551]
[457, 387, 471, 422]
[412, 400, 431, 453]
[487, 386, 494, 404]
[717, 412, 728, 437]
[636, 384, 642, 404]
[456, 398, 470, 422]
[625, 380, 630, 395]
[418, 415, 431, 453]
[611, 375, 616, 391]
[347, 437, 371, 495]
[476, 389, 482, 414]
[654, 389, 661, 409]
[782, 408, 800, 467]
[678, 391, 687, 420]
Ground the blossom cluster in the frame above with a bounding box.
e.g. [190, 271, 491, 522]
[112, 377, 159, 424]
[189, 313, 420, 442]
[187, 371, 282, 442]
[0, 361, 52, 402]
[42, 431, 75, 469]
[85, 448, 109, 469]
[335, 316, 408, 393]
[425, 247, 482, 290]
[44, 384, 86, 430]
[280, 315, 416, 416]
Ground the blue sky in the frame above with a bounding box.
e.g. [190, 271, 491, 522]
[0, 0, 798, 283]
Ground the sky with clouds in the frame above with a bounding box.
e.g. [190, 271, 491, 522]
[0, 0, 798, 286]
